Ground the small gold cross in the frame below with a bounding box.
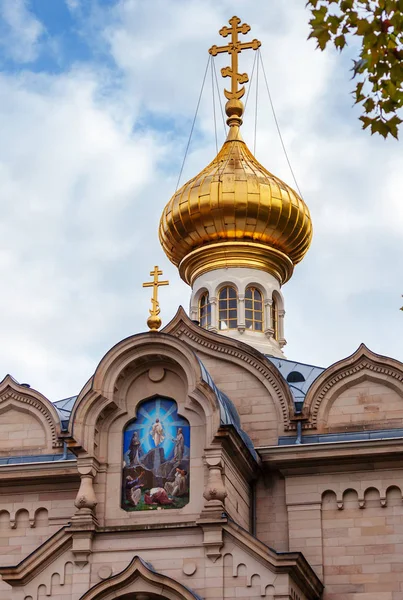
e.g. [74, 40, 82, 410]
[142, 266, 169, 331]
[209, 16, 261, 103]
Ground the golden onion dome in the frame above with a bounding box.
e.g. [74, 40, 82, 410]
[159, 125, 312, 286]
[159, 17, 312, 286]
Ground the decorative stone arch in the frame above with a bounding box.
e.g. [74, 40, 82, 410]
[192, 284, 213, 308]
[214, 280, 240, 298]
[271, 288, 284, 312]
[69, 333, 223, 456]
[0, 375, 62, 450]
[190, 286, 212, 328]
[303, 343, 403, 429]
[163, 307, 296, 431]
[244, 280, 267, 300]
[80, 556, 202, 600]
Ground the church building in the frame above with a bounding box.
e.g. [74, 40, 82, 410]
[1, 16, 403, 600]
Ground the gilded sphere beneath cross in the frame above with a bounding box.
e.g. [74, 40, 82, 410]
[225, 98, 244, 118]
[147, 314, 162, 331]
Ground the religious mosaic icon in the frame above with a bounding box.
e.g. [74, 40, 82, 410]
[122, 397, 190, 511]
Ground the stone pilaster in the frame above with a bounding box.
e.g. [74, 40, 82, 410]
[238, 293, 245, 333]
[209, 296, 218, 332]
[71, 457, 99, 567]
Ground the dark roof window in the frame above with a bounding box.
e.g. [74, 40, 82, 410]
[287, 371, 306, 383]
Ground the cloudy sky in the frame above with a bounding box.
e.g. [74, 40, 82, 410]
[0, 0, 402, 401]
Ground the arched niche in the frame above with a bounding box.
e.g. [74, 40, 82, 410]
[79, 556, 202, 600]
[68, 333, 227, 523]
[303, 344, 403, 432]
[70, 333, 221, 457]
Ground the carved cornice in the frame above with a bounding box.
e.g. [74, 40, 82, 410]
[304, 344, 403, 429]
[0, 381, 62, 448]
[0, 526, 72, 585]
[257, 437, 403, 470]
[163, 307, 295, 428]
[0, 460, 78, 484]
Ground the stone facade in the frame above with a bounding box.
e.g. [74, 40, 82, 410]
[0, 310, 402, 599]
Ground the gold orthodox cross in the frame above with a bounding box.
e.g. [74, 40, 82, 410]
[142, 266, 169, 331]
[209, 16, 261, 101]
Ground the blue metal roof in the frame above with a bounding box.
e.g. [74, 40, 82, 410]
[279, 428, 403, 445]
[53, 395, 77, 430]
[51, 361, 258, 461]
[53, 395, 77, 419]
[0, 452, 75, 465]
[196, 356, 258, 461]
[265, 355, 324, 404]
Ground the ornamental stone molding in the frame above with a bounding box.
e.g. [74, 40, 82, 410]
[79, 555, 202, 600]
[163, 306, 296, 429]
[303, 343, 403, 429]
[68, 332, 224, 455]
[0, 374, 62, 448]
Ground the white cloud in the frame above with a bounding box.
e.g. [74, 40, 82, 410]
[0, 65, 172, 398]
[65, 0, 80, 10]
[0, 0, 402, 401]
[0, 0, 44, 63]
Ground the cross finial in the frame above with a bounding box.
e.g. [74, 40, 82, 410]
[142, 266, 169, 331]
[209, 16, 261, 128]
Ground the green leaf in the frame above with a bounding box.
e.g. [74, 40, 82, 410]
[381, 98, 399, 113]
[317, 29, 331, 49]
[355, 81, 365, 103]
[389, 115, 403, 126]
[387, 114, 403, 139]
[356, 19, 371, 35]
[390, 63, 403, 83]
[335, 34, 347, 50]
[348, 10, 359, 27]
[311, 5, 328, 22]
[370, 119, 389, 138]
[359, 115, 372, 129]
[309, 0, 403, 139]
[363, 97, 376, 112]
[308, 25, 329, 40]
[327, 20, 340, 34]
[340, 0, 354, 10]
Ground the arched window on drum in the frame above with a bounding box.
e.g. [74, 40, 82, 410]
[245, 286, 264, 331]
[218, 286, 238, 330]
[198, 292, 211, 328]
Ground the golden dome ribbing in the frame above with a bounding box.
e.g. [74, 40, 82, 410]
[158, 16, 312, 286]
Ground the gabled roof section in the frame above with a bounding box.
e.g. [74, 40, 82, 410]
[0, 374, 63, 450]
[265, 356, 324, 405]
[304, 343, 403, 428]
[163, 307, 296, 428]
